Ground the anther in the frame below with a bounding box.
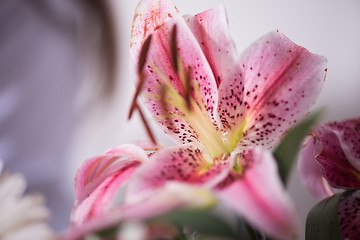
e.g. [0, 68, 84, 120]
[138, 34, 152, 74]
[170, 25, 178, 72]
[185, 66, 192, 111]
[135, 104, 157, 145]
[128, 73, 145, 119]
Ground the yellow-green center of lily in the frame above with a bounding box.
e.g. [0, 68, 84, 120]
[149, 58, 246, 164]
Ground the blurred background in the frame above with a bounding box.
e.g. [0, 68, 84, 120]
[0, 0, 359, 238]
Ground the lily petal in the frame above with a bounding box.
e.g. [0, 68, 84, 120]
[217, 147, 299, 240]
[308, 120, 360, 189]
[130, 0, 219, 145]
[74, 144, 147, 203]
[130, 0, 179, 54]
[184, 4, 237, 87]
[127, 144, 232, 197]
[65, 182, 216, 240]
[322, 118, 360, 171]
[298, 137, 334, 200]
[338, 190, 360, 240]
[71, 166, 138, 225]
[218, 31, 327, 148]
[72, 145, 148, 225]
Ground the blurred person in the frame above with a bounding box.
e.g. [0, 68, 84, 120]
[0, 0, 118, 231]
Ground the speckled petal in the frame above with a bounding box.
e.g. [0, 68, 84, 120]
[130, 0, 179, 59]
[217, 147, 299, 240]
[323, 118, 360, 171]
[312, 121, 360, 189]
[74, 144, 147, 206]
[130, 0, 219, 145]
[184, 4, 237, 87]
[298, 137, 334, 200]
[218, 31, 327, 148]
[127, 144, 232, 196]
[217, 62, 247, 132]
[338, 190, 360, 240]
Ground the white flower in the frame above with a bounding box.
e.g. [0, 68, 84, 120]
[0, 160, 56, 240]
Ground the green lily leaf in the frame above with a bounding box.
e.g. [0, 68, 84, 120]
[151, 208, 247, 239]
[93, 226, 118, 239]
[273, 110, 323, 185]
[86, 209, 259, 240]
[306, 190, 356, 240]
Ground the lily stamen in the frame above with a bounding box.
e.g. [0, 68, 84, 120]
[171, 24, 189, 96]
[128, 73, 145, 119]
[137, 34, 152, 74]
[170, 25, 179, 73]
[129, 34, 152, 119]
[185, 66, 192, 111]
[135, 103, 157, 145]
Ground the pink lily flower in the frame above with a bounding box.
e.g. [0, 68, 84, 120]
[69, 0, 327, 239]
[298, 118, 360, 239]
[299, 118, 360, 199]
[127, 0, 326, 239]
